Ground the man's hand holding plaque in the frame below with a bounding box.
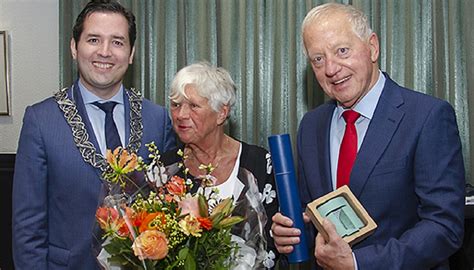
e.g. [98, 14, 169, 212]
[305, 185, 377, 246]
[306, 185, 377, 269]
[314, 219, 355, 270]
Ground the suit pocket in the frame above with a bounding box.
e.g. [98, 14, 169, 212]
[48, 244, 70, 266]
[372, 156, 408, 176]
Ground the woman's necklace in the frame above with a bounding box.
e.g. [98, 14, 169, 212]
[186, 135, 234, 167]
[186, 149, 222, 168]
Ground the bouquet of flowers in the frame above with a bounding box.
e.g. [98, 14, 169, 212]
[95, 143, 245, 269]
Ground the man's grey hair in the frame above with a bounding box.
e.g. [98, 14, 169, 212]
[301, 3, 373, 42]
[169, 62, 236, 113]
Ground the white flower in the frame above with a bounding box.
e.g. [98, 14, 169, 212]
[185, 178, 193, 185]
[265, 153, 272, 174]
[263, 250, 276, 268]
[146, 162, 168, 188]
[260, 183, 276, 204]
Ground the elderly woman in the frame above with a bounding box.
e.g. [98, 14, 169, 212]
[161, 62, 278, 269]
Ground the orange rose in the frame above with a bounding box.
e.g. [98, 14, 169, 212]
[166, 176, 186, 196]
[132, 230, 169, 260]
[164, 194, 174, 203]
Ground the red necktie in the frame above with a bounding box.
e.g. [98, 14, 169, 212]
[337, 110, 360, 188]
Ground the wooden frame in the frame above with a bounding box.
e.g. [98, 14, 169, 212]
[0, 31, 10, 115]
[306, 185, 377, 246]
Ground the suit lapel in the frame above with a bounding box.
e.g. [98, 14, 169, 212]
[349, 77, 405, 197]
[316, 102, 336, 196]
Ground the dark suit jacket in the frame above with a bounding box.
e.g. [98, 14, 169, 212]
[12, 83, 175, 269]
[297, 75, 465, 269]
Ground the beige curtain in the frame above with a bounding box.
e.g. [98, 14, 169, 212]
[60, 0, 473, 187]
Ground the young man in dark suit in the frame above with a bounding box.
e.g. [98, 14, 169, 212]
[12, 1, 175, 269]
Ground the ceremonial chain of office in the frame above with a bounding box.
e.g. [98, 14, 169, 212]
[54, 86, 144, 172]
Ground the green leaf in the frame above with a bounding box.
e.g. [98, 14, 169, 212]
[178, 247, 189, 260]
[198, 194, 209, 217]
[210, 198, 233, 218]
[184, 252, 196, 270]
[215, 216, 245, 229]
[210, 212, 224, 225]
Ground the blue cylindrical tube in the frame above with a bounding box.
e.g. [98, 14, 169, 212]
[268, 134, 309, 263]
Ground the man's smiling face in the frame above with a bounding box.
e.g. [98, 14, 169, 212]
[70, 11, 135, 99]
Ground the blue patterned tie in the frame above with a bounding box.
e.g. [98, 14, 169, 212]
[93, 101, 122, 151]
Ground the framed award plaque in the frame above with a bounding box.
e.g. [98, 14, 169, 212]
[306, 185, 377, 246]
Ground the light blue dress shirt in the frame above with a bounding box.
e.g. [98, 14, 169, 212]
[78, 80, 126, 156]
[329, 71, 386, 190]
[328, 71, 385, 269]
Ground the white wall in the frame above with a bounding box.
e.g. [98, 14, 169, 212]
[0, 0, 59, 153]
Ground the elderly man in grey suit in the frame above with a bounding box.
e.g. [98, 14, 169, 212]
[12, 1, 175, 269]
